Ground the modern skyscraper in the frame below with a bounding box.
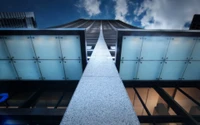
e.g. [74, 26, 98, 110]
[0, 18, 200, 125]
[0, 12, 37, 28]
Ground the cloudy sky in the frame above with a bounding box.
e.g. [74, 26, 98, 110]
[0, 0, 200, 29]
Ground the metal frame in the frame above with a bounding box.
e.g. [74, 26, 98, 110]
[124, 80, 200, 87]
[116, 29, 200, 87]
[19, 88, 43, 108]
[0, 80, 78, 92]
[54, 91, 66, 109]
[0, 29, 87, 80]
[0, 84, 200, 123]
[153, 86, 199, 125]
[132, 86, 200, 124]
[133, 88, 151, 116]
[177, 87, 200, 107]
[1, 82, 199, 124]
[116, 30, 200, 70]
[0, 109, 199, 124]
[138, 115, 200, 123]
[0, 80, 200, 93]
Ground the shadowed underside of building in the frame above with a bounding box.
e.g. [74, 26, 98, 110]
[0, 19, 200, 125]
[0, 12, 37, 28]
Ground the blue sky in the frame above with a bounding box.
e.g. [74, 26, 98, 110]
[0, 0, 200, 29]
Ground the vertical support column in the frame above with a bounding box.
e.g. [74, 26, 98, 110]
[60, 25, 140, 125]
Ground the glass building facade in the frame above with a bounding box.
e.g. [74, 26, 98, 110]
[0, 19, 200, 125]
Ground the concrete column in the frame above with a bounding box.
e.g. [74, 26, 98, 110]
[60, 25, 140, 125]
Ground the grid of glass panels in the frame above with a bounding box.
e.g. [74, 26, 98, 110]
[0, 35, 83, 80]
[120, 36, 200, 80]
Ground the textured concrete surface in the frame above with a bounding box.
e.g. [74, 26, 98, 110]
[60, 25, 140, 125]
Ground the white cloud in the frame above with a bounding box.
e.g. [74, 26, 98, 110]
[113, 0, 131, 24]
[134, 0, 200, 29]
[75, 0, 101, 16]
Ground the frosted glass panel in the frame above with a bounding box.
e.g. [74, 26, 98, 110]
[60, 35, 81, 59]
[64, 60, 82, 80]
[119, 36, 200, 81]
[0, 34, 83, 81]
[191, 40, 200, 60]
[39, 60, 65, 80]
[121, 36, 142, 60]
[14, 60, 40, 80]
[183, 61, 200, 80]
[166, 37, 195, 60]
[137, 61, 161, 80]
[141, 37, 168, 60]
[0, 61, 16, 79]
[161, 61, 186, 80]
[5, 36, 34, 59]
[0, 39, 9, 59]
[32, 36, 61, 59]
[119, 61, 138, 80]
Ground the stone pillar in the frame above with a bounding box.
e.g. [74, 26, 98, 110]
[60, 25, 140, 125]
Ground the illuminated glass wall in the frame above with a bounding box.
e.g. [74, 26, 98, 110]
[0, 35, 83, 80]
[119, 36, 200, 80]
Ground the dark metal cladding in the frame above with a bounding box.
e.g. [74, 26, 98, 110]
[0, 12, 37, 28]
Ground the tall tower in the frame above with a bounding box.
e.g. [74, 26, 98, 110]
[52, 19, 139, 61]
[0, 18, 200, 125]
[0, 12, 37, 28]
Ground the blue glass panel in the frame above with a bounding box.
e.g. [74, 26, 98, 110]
[32, 36, 61, 59]
[137, 61, 161, 80]
[0, 38, 9, 59]
[191, 39, 200, 60]
[119, 61, 138, 80]
[166, 37, 195, 60]
[141, 37, 168, 60]
[183, 61, 200, 80]
[121, 36, 142, 60]
[39, 60, 65, 80]
[161, 61, 186, 80]
[64, 60, 82, 80]
[0, 93, 9, 103]
[5, 36, 35, 59]
[60, 35, 82, 59]
[0, 61, 16, 79]
[14, 60, 40, 80]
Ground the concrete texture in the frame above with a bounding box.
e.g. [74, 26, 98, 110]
[60, 25, 140, 125]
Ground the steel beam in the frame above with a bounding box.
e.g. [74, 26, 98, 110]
[0, 80, 78, 92]
[0, 109, 200, 123]
[124, 80, 200, 87]
[133, 88, 151, 116]
[0, 108, 200, 124]
[54, 92, 66, 109]
[19, 88, 43, 108]
[177, 88, 200, 107]
[167, 88, 177, 110]
[138, 115, 200, 123]
[154, 86, 199, 125]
